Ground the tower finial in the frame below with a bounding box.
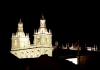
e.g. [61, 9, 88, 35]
[42, 12, 44, 19]
[19, 18, 21, 22]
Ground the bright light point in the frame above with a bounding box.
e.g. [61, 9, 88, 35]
[87, 47, 91, 51]
[66, 58, 77, 65]
[41, 20, 45, 23]
[87, 47, 96, 51]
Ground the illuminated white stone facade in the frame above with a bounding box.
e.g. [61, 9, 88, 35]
[10, 15, 53, 59]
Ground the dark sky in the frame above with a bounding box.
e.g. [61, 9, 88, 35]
[0, 1, 99, 51]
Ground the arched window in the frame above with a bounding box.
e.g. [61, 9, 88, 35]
[45, 50, 48, 55]
[38, 50, 40, 52]
[45, 50, 47, 52]
[30, 55, 33, 58]
[26, 51, 28, 53]
[26, 51, 29, 58]
[15, 40, 17, 46]
[26, 54, 28, 58]
[30, 51, 34, 58]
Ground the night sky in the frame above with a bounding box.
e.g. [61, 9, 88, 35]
[0, 1, 99, 51]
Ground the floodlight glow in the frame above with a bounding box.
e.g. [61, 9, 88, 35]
[87, 47, 96, 51]
[66, 58, 77, 65]
[87, 47, 91, 51]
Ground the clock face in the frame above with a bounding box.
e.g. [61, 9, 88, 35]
[41, 20, 45, 26]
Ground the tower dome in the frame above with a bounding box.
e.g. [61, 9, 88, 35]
[16, 18, 25, 37]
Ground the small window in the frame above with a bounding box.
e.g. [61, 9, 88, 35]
[15, 53, 17, 55]
[26, 51, 28, 53]
[45, 50, 46, 52]
[38, 50, 40, 52]
[45, 50, 47, 52]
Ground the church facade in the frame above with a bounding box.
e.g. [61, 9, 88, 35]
[10, 15, 53, 59]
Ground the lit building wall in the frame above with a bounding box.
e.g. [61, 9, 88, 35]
[10, 15, 53, 59]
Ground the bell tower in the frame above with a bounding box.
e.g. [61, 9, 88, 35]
[10, 14, 53, 59]
[11, 19, 30, 58]
[34, 14, 52, 47]
[33, 14, 53, 57]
